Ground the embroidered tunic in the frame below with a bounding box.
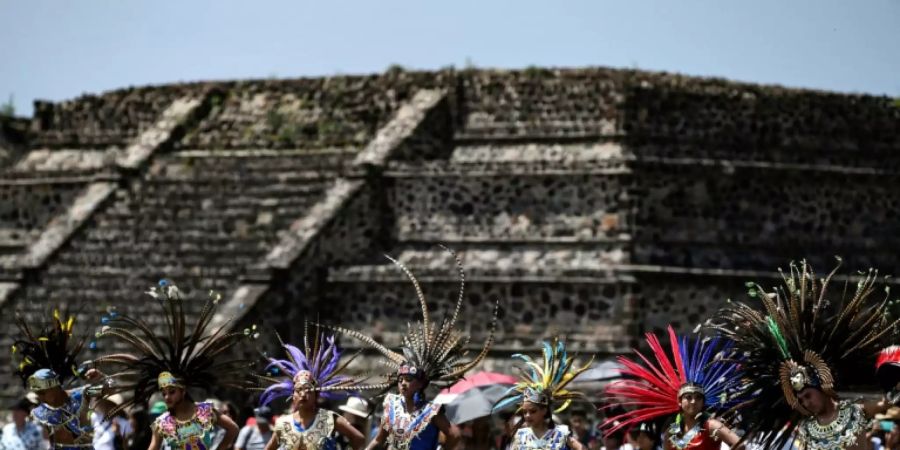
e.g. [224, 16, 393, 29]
[510, 425, 571, 450]
[151, 402, 217, 450]
[30, 387, 93, 450]
[273, 409, 338, 450]
[381, 394, 441, 450]
[664, 421, 718, 450]
[796, 401, 871, 450]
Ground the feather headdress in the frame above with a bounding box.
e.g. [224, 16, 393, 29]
[707, 259, 899, 448]
[12, 309, 86, 389]
[94, 279, 257, 416]
[493, 338, 593, 414]
[326, 246, 499, 390]
[600, 325, 744, 435]
[258, 323, 369, 406]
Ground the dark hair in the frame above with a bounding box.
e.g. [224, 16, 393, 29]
[569, 408, 588, 419]
[11, 398, 32, 412]
[603, 430, 624, 445]
[224, 401, 239, 417]
[629, 427, 660, 446]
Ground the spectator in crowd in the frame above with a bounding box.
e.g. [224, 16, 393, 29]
[208, 399, 240, 450]
[627, 423, 660, 450]
[495, 413, 517, 450]
[234, 407, 273, 450]
[92, 395, 133, 450]
[336, 397, 372, 448]
[600, 429, 632, 450]
[457, 417, 492, 450]
[130, 402, 168, 450]
[0, 399, 42, 450]
[876, 407, 900, 450]
[125, 407, 149, 450]
[568, 409, 597, 450]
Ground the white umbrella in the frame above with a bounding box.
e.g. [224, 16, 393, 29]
[441, 384, 515, 424]
[571, 360, 623, 384]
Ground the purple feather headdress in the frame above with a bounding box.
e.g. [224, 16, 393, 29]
[259, 327, 364, 406]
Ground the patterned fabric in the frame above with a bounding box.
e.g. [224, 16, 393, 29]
[510, 425, 571, 450]
[665, 421, 718, 450]
[273, 409, 337, 450]
[0, 422, 43, 450]
[31, 387, 93, 449]
[796, 401, 871, 450]
[381, 394, 441, 450]
[151, 402, 217, 450]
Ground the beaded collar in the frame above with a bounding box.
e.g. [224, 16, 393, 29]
[798, 400, 871, 450]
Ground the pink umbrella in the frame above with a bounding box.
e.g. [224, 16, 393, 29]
[439, 371, 517, 395]
[434, 371, 518, 414]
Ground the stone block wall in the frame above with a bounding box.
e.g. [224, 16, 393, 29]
[0, 183, 85, 245]
[622, 77, 900, 150]
[634, 274, 746, 335]
[388, 173, 631, 242]
[632, 166, 900, 271]
[31, 84, 204, 148]
[179, 72, 457, 150]
[457, 69, 624, 138]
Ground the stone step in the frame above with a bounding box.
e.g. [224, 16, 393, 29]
[0, 228, 34, 250]
[171, 148, 358, 170]
[146, 170, 338, 184]
[136, 177, 331, 190]
[39, 266, 240, 285]
[330, 244, 629, 280]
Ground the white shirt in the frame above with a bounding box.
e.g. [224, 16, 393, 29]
[0, 422, 43, 450]
[91, 412, 133, 450]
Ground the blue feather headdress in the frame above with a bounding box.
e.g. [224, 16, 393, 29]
[493, 338, 593, 414]
[677, 333, 743, 410]
[259, 324, 370, 406]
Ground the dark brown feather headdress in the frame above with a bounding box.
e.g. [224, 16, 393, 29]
[707, 259, 899, 447]
[326, 246, 499, 391]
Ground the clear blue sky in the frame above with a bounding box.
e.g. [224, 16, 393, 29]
[2, 0, 898, 116]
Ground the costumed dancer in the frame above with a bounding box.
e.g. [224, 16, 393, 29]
[12, 310, 108, 450]
[708, 260, 900, 449]
[492, 338, 593, 450]
[601, 325, 746, 450]
[93, 279, 255, 450]
[328, 248, 499, 450]
[257, 325, 368, 450]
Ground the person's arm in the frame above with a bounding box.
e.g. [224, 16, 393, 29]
[566, 436, 585, 450]
[334, 416, 366, 450]
[262, 431, 279, 450]
[363, 427, 387, 450]
[663, 431, 673, 450]
[431, 413, 460, 450]
[707, 419, 743, 449]
[863, 396, 891, 418]
[214, 411, 239, 450]
[83, 369, 111, 398]
[147, 429, 161, 450]
[233, 426, 250, 450]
